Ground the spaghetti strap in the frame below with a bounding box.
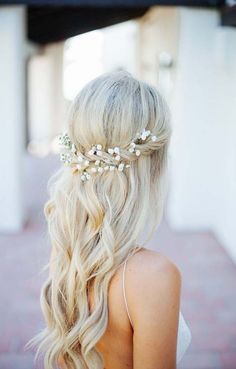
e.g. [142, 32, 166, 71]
[122, 255, 134, 328]
[122, 245, 143, 328]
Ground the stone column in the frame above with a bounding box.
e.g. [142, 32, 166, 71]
[0, 6, 26, 232]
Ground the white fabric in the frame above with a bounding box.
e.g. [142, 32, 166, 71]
[176, 311, 192, 364]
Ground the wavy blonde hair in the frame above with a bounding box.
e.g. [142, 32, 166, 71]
[29, 71, 171, 369]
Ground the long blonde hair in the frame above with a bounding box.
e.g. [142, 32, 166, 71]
[29, 71, 171, 369]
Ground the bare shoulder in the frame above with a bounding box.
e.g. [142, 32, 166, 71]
[128, 248, 182, 369]
[126, 248, 182, 326]
[127, 248, 182, 290]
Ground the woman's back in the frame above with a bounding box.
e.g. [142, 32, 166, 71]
[88, 247, 191, 369]
[30, 71, 191, 369]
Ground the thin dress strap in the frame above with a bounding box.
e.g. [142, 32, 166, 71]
[122, 246, 142, 328]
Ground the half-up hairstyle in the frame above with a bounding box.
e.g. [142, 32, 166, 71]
[29, 71, 171, 369]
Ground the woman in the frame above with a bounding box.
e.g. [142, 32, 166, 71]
[30, 71, 191, 369]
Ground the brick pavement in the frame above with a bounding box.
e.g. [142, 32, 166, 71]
[0, 155, 235, 369]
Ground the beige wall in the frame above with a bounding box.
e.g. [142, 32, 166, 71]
[138, 7, 236, 263]
[137, 6, 180, 98]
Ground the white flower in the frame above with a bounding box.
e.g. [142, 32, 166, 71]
[71, 143, 77, 153]
[128, 141, 140, 156]
[141, 129, 151, 140]
[96, 144, 102, 150]
[95, 160, 100, 166]
[115, 155, 120, 161]
[81, 171, 90, 181]
[141, 132, 147, 140]
[114, 147, 120, 154]
[59, 132, 72, 149]
[108, 148, 114, 155]
[118, 163, 124, 171]
[60, 152, 73, 164]
[151, 135, 157, 142]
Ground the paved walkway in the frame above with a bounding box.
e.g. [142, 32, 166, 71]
[0, 155, 236, 369]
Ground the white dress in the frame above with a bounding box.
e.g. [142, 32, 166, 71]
[176, 311, 192, 364]
[123, 249, 192, 364]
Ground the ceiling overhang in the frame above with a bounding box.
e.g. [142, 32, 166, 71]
[1, 0, 234, 45]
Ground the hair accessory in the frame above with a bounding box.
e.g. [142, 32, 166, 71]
[107, 146, 121, 161]
[88, 144, 103, 156]
[128, 142, 140, 156]
[58, 128, 157, 182]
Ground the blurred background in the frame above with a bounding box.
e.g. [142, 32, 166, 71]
[0, 1, 236, 369]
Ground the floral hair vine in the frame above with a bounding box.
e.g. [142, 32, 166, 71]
[58, 129, 157, 182]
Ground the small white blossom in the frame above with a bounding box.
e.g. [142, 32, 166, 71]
[81, 171, 90, 181]
[108, 148, 114, 155]
[151, 135, 157, 142]
[141, 129, 151, 140]
[118, 163, 124, 171]
[60, 152, 73, 164]
[59, 132, 72, 149]
[71, 144, 77, 153]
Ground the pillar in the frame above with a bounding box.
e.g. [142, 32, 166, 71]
[0, 6, 26, 232]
